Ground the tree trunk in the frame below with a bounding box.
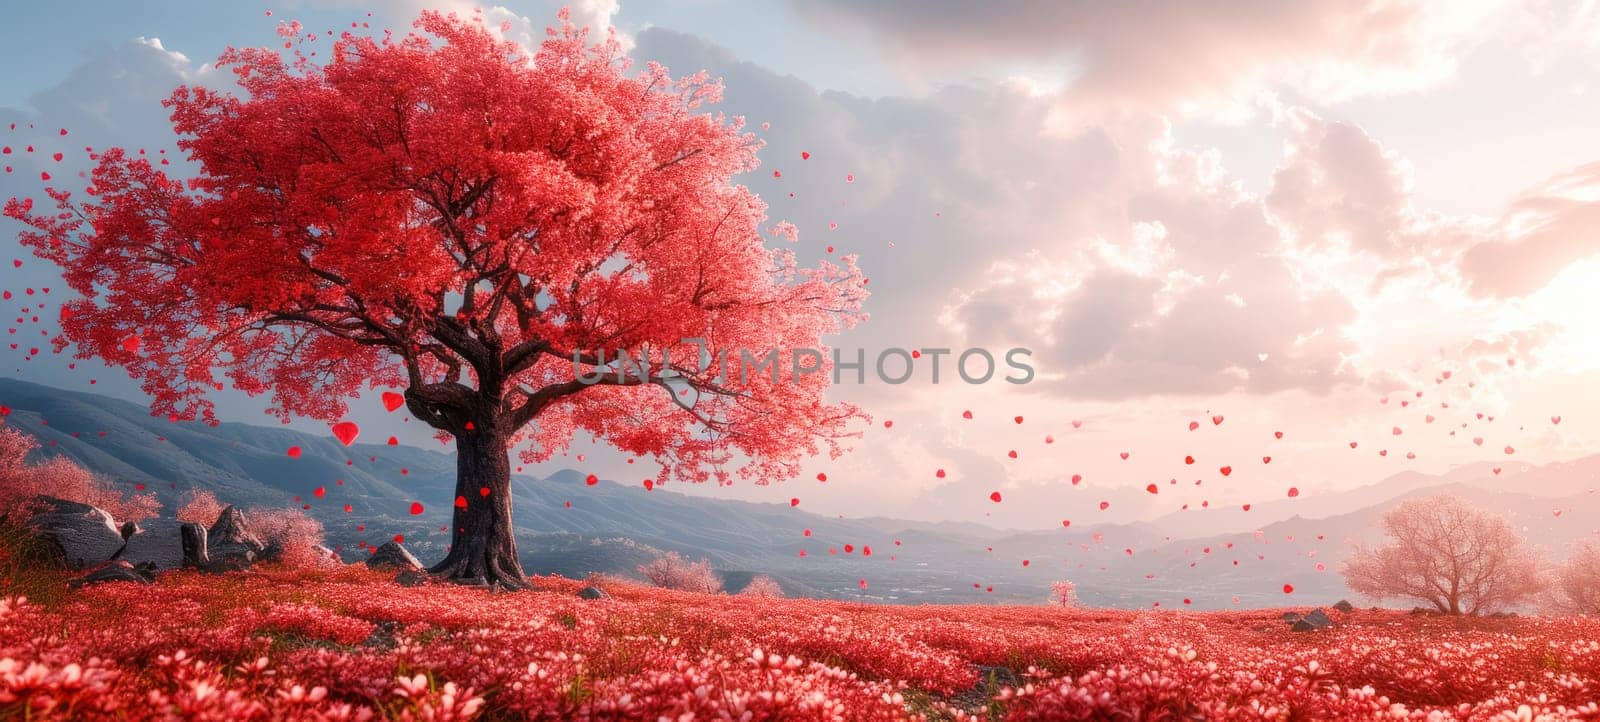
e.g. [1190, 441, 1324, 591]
[427, 422, 528, 590]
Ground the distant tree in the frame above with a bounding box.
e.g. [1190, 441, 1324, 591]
[1343, 495, 1543, 615]
[1050, 579, 1078, 608]
[1544, 541, 1600, 615]
[0, 425, 158, 521]
[638, 551, 722, 594]
[4, 10, 867, 590]
[739, 575, 784, 598]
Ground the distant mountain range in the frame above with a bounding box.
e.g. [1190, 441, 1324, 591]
[3, 377, 1595, 608]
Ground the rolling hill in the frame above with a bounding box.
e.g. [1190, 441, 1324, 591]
[2, 377, 1594, 608]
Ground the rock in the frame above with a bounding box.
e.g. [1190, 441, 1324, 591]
[1290, 608, 1334, 632]
[1488, 611, 1518, 619]
[180, 522, 209, 567]
[1281, 611, 1302, 622]
[363, 620, 401, 649]
[975, 665, 1021, 689]
[29, 496, 125, 570]
[394, 569, 430, 587]
[113, 518, 207, 572]
[207, 505, 265, 567]
[70, 560, 155, 588]
[259, 538, 284, 563]
[366, 541, 422, 572]
[577, 586, 608, 600]
[1332, 600, 1354, 613]
[203, 555, 252, 574]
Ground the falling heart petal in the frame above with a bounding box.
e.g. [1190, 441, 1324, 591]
[331, 421, 359, 446]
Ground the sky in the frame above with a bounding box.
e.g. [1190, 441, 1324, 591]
[2, 0, 1599, 531]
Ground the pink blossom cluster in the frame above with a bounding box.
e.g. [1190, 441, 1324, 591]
[1, 568, 1599, 719]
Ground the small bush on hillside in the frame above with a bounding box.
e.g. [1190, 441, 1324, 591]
[0, 426, 159, 522]
[248, 506, 333, 569]
[176, 490, 226, 526]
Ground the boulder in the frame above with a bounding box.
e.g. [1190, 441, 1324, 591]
[1332, 600, 1355, 613]
[366, 541, 422, 572]
[1290, 608, 1334, 632]
[363, 620, 401, 649]
[70, 560, 155, 588]
[577, 586, 608, 600]
[259, 538, 285, 563]
[114, 519, 208, 571]
[207, 505, 265, 567]
[394, 569, 430, 587]
[29, 496, 125, 570]
[180, 522, 209, 567]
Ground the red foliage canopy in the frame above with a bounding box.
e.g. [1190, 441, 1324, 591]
[4, 11, 868, 487]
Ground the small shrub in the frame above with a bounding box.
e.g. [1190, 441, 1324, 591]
[247, 506, 333, 569]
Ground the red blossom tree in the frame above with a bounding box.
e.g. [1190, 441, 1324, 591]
[1049, 579, 1077, 608]
[1342, 495, 1544, 615]
[3, 11, 867, 588]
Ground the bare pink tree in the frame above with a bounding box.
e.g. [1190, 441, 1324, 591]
[739, 575, 784, 598]
[638, 551, 722, 594]
[1343, 495, 1543, 615]
[1544, 541, 1600, 615]
[1050, 579, 1078, 608]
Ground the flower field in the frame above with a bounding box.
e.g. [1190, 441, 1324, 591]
[2, 568, 1598, 720]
